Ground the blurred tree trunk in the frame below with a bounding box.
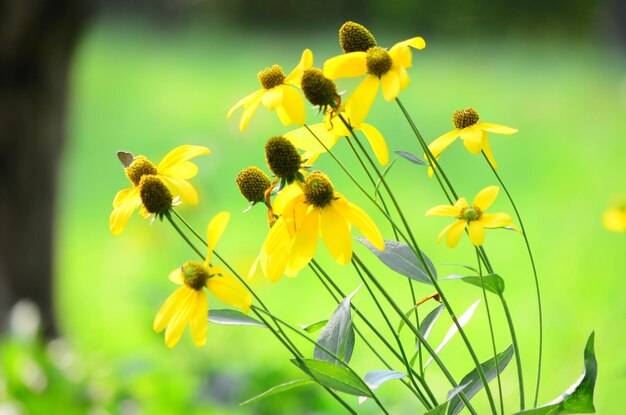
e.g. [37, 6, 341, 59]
[0, 0, 90, 337]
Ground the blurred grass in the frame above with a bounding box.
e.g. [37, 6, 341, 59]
[50, 18, 626, 414]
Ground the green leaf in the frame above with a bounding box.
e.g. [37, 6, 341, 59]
[356, 238, 437, 284]
[314, 286, 359, 365]
[442, 263, 479, 274]
[240, 379, 314, 406]
[441, 274, 505, 295]
[208, 309, 266, 327]
[513, 332, 597, 415]
[425, 300, 481, 368]
[300, 320, 328, 333]
[448, 344, 514, 415]
[419, 304, 445, 340]
[358, 370, 407, 404]
[395, 150, 428, 165]
[291, 359, 372, 397]
[425, 402, 449, 415]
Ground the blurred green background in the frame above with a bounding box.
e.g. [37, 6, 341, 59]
[2, 3, 626, 414]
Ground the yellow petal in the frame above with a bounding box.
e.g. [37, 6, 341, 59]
[380, 71, 400, 101]
[603, 207, 626, 232]
[320, 205, 352, 265]
[397, 65, 410, 89]
[333, 196, 384, 250]
[189, 290, 208, 347]
[239, 93, 263, 131]
[478, 122, 518, 135]
[323, 52, 367, 79]
[468, 221, 485, 246]
[473, 186, 500, 211]
[446, 220, 467, 248]
[110, 188, 141, 235]
[227, 89, 264, 119]
[160, 176, 199, 205]
[481, 134, 499, 170]
[164, 287, 196, 348]
[289, 207, 320, 272]
[460, 125, 484, 154]
[428, 129, 460, 159]
[158, 145, 211, 176]
[284, 123, 339, 157]
[480, 213, 513, 229]
[345, 76, 379, 126]
[160, 161, 198, 180]
[274, 185, 304, 215]
[455, 197, 469, 209]
[112, 186, 136, 208]
[389, 37, 426, 68]
[261, 87, 283, 110]
[168, 268, 183, 284]
[207, 273, 252, 313]
[426, 205, 460, 217]
[278, 85, 306, 126]
[359, 123, 389, 165]
[436, 221, 456, 244]
[153, 286, 187, 333]
[206, 211, 230, 266]
[285, 49, 314, 86]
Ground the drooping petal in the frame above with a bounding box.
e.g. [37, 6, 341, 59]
[473, 186, 500, 211]
[359, 123, 389, 165]
[333, 196, 384, 250]
[285, 49, 314, 86]
[460, 125, 484, 154]
[320, 205, 352, 264]
[261, 87, 283, 110]
[153, 286, 188, 333]
[206, 269, 252, 313]
[163, 286, 196, 348]
[266, 248, 290, 282]
[428, 129, 460, 158]
[436, 221, 456, 244]
[273, 185, 304, 216]
[284, 123, 339, 160]
[389, 36, 426, 68]
[168, 268, 183, 284]
[278, 85, 306, 126]
[478, 122, 518, 135]
[189, 290, 208, 347]
[289, 207, 320, 272]
[110, 188, 141, 235]
[323, 52, 367, 79]
[275, 103, 292, 126]
[446, 220, 467, 248]
[227, 89, 264, 119]
[112, 186, 136, 208]
[380, 71, 400, 101]
[160, 176, 199, 205]
[480, 213, 513, 229]
[206, 212, 230, 266]
[158, 145, 211, 177]
[239, 93, 263, 131]
[396, 65, 410, 89]
[345, 75, 379, 126]
[426, 205, 460, 217]
[481, 134, 499, 170]
[468, 221, 485, 246]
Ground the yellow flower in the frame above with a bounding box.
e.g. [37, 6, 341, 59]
[427, 108, 517, 175]
[426, 186, 514, 248]
[283, 107, 389, 166]
[110, 145, 211, 235]
[257, 172, 385, 281]
[323, 37, 425, 126]
[227, 49, 313, 131]
[603, 199, 626, 232]
[153, 212, 252, 348]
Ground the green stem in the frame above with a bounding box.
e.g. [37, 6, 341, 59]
[482, 151, 541, 408]
[164, 211, 204, 260]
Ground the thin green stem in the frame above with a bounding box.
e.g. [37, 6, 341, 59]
[164, 211, 205, 260]
[476, 248, 504, 415]
[482, 151, 542, 407]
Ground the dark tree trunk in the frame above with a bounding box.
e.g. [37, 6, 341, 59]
[0, 0, 90, 337]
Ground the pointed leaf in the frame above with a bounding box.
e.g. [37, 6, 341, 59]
[441, 274, 505, 295]
[356, 238, 437, 284]
[240, 379, 314, 405]
[514, 332, 597, 415]
[300, 320, 328, 333]
[208, 309, 266, 327]
[395, 150, 427, 165]
[420, 304, 446, 340]
[291, 359, 371, 397]
[358, 370, 407, 404]
[314, 286, 359, 364]
[425, 300, 481, 368]
[448, 345, 514, 415]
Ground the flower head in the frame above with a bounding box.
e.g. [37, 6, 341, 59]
[427, 108, 518, 175]
[236, 166, 271, 204]
[110, 145, 211, 235]
[227, 49, 313, 132]
[339, 21, 377, 53]
[255, 172, 384, 281]
[324, 23, 425, 125]
[153, 212, 252, 348]
[603, 198, 626, 232]
[426, 186, 514, 248]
